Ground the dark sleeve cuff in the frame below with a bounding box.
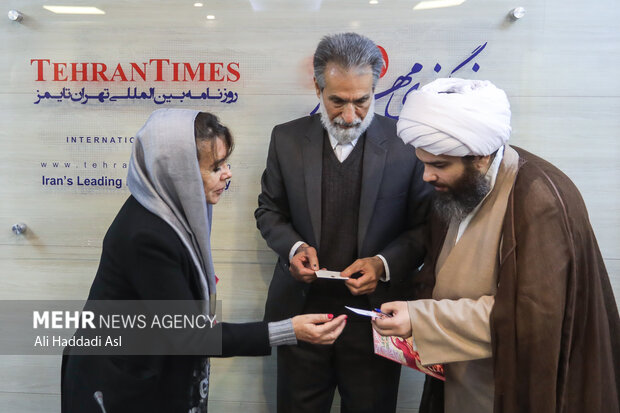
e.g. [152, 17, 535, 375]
[219, 321, 271, 357]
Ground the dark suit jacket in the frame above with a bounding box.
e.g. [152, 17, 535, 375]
[61, 196, 271, 413]
[255, 114, 432, 321]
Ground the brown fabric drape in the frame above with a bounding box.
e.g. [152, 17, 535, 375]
[417, 146, 620, 413]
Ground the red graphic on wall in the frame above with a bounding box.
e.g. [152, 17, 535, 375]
[377, 45, 389, 78]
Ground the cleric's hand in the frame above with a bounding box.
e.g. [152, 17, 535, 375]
[341, 256, 384, 295]
[289, 243, 319, 283]
[292, 314, 347, 344]
[371, 301, 412, 338]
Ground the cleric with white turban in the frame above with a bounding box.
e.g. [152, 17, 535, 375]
[374, 76, 620, 413]
[397, 78, 511, 156]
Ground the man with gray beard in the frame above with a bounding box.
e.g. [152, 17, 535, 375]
[255, 33, 432, 413]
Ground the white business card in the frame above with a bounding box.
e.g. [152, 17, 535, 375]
[315, 270, 348, 280]
[345, 306, 380, 318]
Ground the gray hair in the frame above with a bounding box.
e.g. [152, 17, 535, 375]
[313, 32, 383, 90]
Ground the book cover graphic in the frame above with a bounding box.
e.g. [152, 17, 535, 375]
[373, 329, 445, 381]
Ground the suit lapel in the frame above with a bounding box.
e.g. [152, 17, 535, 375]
[302, 116, 324, 250]
[358, 118, 387, 253]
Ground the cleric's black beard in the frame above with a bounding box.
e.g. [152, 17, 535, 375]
[432, 165, 491, 223]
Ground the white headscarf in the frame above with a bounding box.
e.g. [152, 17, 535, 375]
[397, 78, 511, 156]
[126, 109, 216, 311]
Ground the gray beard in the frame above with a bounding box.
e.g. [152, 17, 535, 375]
[432, 164, 491, 223]
[318, 96, 375, 145]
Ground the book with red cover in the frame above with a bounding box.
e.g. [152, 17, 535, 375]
[373, 329, 445, 381]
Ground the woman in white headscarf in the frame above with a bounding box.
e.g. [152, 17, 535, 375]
[61, 109, 347, 413]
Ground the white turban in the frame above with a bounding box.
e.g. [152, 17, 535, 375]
[397, 78, 511, 156]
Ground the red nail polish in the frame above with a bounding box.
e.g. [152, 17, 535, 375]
[328, 314, 334, 320]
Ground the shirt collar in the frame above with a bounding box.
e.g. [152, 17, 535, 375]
[328, 132, 361, 150]
[469, 145, 505, 213]
[455, 145, 505, 242]
[484, 145, 505, 193]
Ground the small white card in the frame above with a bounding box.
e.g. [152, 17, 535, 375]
[345, 306, 380, 318]
[315, 270, 348, 280]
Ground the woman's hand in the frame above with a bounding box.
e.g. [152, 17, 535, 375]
[371, 301, 413, 338]
[292, 314, 347, 345]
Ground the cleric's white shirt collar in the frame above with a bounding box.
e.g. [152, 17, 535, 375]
[456, 145, 505, 243]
